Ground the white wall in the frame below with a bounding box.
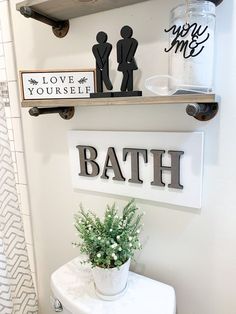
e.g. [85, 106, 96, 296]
[10, 0, 236, 313]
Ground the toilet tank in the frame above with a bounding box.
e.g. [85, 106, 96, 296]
[51, 258, 176, 314]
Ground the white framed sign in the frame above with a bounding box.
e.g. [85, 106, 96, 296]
[68, 131, 204, 208]
[20, 69, 95, 100]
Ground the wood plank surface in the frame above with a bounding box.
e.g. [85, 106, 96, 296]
[16, 0, 149, 20]
[21, 94, 217, 108]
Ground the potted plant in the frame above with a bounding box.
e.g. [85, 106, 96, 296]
[73, 199, 143, 300]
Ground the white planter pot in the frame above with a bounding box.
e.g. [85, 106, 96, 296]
[92, 259, 130, 300]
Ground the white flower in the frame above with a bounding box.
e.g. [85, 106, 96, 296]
[118, 247, 122, 251]
[136, 229, 140, 234]
[97, 253, 101, 258]
[110, 229, 113, 232]
[112, 253, 117, 260]
[129, 236, 132, 241]
[116, 235, 120, 240]
[111, 243, 118, 248]
[108, 215, 111, 218]
[98, 236, 101, 240]
[129, 243, 132, 247]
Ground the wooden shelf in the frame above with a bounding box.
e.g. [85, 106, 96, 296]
[16, 0, 148, 20]
[23, 94, 219, 121]
[16, 0, 222, 39]
[21, 94, 217, 108]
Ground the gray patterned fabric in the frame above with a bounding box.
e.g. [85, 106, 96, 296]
[0, 102, 38, 313]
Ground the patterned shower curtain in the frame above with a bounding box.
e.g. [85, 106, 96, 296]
[0, 101, 38, 313]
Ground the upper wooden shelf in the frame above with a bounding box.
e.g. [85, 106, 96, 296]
[16, 0, 149, 20]
[21, 94, 217, 108]
[16, 0, 222, 38]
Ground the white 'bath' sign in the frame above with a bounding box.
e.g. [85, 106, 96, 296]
[68, 131, 204, 208]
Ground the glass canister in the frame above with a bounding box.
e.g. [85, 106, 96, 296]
[165, 0, 216, 93]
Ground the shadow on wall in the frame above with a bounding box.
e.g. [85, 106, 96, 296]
[75, 188, 202, 215]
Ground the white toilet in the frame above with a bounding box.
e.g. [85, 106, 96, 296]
[50, 257, 176, 314]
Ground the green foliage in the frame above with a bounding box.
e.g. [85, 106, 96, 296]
[73, 199, 143, 268]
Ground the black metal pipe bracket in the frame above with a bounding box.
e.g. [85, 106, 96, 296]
[29, 107, 75, 120]
[20, 6, 69, 38]
[186, 102, 218, 121]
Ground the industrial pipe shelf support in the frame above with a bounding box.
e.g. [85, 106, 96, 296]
[27, 101, 218, 121]
[186, 102, 218, 121]
[19, 6, 69, 38]
[29, 107, 75, 120]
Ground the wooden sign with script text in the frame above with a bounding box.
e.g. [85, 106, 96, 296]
[68, 131, 204, 208]
[20, 70, 95, 100]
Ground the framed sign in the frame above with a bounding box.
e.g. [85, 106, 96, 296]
[68, 131, 204, 208]
[20, 69, 95, 100]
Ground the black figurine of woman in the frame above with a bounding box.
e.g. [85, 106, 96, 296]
[117, 26, 138, 92]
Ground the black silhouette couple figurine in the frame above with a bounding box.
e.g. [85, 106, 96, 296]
[90, 25, 142, 98]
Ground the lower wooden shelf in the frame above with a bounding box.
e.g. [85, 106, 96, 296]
[22, 94, 219, 121]
[21, 94, 217, 107]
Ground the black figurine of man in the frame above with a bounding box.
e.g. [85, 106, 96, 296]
[90, 31, 113, 98]
[115, 25, 141, 96]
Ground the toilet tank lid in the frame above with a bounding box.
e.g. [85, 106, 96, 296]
[51, 257, 176, 314]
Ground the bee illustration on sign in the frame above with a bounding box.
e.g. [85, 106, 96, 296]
[164, 23, 210, 59]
